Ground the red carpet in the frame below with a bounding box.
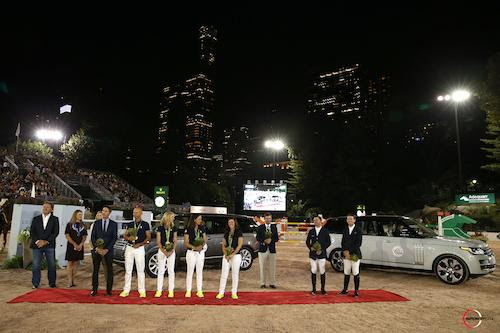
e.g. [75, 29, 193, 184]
[8, 289, 408, 305]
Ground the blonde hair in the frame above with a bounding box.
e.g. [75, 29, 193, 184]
[161, 211, 175, 229]
[70, 210, 83, 225]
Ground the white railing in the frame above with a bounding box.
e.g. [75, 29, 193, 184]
[51, 173, 82, 199]
[4, 156, 18, 170]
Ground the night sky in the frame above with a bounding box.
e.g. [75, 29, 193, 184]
[2, 8, 500, 159]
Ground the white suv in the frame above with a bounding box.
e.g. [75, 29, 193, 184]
[325, 215, 496, 285]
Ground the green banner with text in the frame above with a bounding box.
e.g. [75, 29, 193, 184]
[455, 193, 495, 205]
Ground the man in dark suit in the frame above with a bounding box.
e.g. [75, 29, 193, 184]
[256, 213, 279, 288]
[30, 202, 59, 288]
[90, 206, 117, 296]
[339, 213, 363, 298]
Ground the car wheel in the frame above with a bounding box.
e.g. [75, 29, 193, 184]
[433, 255, 469, 285]
[145, 251, 159, 278]
[329, 248, 344, 272]
[239, 247, 253, 271]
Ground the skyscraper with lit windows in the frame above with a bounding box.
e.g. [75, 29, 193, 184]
[307, 64, 364, 121]
[199, 25, 217, 76]
[158, 25, 217, 180]
[222, 126, 251, 178]
[307, 64, 390, 124]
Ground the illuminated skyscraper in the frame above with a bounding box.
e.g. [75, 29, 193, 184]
[158, 25, 217, 180]
[307, 64, 364, 121]
[222, 126, 251, 178]
[199, 25, 217, 76]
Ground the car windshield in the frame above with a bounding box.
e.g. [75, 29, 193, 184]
[403, 218, 437, 237]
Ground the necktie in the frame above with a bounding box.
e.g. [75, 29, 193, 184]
[103, 220, 107, 232]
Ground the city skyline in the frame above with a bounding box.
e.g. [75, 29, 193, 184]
[1, 12, 499, 194]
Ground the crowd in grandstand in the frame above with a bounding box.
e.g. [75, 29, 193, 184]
[1, 153, 59, 199]
[78, 170, 143, 203]
[1, 149, 146, 204]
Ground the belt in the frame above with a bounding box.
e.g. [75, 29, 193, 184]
[126, 243, 143, 248]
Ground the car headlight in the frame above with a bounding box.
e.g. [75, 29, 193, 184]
[460, 246, 485, 255]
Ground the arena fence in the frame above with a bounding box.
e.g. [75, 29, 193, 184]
[82, 219, 313, 243]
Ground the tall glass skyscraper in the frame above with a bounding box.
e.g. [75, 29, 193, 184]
[158, 25, 217, 180]
[307, 64, 364, 121]
[307, 64, 390, 124]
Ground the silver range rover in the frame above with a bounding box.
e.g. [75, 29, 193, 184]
[325, 215, 496, 285]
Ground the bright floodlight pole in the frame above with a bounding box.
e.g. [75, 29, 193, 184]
[265, 139, 285, 180]
[437, 89, 471, 191]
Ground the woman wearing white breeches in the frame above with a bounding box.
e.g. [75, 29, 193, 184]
[216, 218, 244, 300]
[155, 211, 178, 298]
[184, 214, 207, 298]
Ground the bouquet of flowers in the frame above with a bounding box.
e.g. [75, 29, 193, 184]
[164, 228, 174, 251]
[127, 225, 139, 242]
[164, 241, 174, 252]
[350, 253, 359, 262]
[17, 228, 30, 244]
[193, 230, 204, 247]
[264, 229, 273, 241]
[312, 241, 322, 255]
[96, 238, 105, 249]
[226, 235, 233, 256]
[193, 237, 204, 247]
[96, 238, 107, 266]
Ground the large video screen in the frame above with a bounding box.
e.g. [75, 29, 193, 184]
[243, 184, 287, 212]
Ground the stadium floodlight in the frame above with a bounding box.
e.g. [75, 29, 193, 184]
[264, 139, 285, 150]
[451, 89, 471, 103]
[35, 129, 64, 141]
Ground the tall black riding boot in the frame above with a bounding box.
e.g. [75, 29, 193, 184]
[339, 274, 349, 295]
[311, 273, 317, 295]
[354, 274, 360, 298]
[320, 273, 327, 295]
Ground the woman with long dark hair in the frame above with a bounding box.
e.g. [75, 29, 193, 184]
[183, 214, 207, 298]
[216, 218, 243, 299]
[64, 209, 87, 288]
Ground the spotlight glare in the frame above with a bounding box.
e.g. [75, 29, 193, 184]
[35, 129, 63, 141]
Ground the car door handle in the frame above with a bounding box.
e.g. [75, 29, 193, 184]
[384, 240, 392, 243]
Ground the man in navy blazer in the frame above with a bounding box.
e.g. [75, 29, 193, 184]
[90, 206, 117, 296]
[30, 202, 59, 288]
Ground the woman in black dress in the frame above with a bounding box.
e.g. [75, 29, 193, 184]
[65, 210, 87, 288]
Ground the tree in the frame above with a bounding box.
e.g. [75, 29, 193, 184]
[287, 148, 306, 202]
[60, 129, 95, 166]
[288, 199, 306, 218]
[14, 140, 53, 158]
[480, 52, 500, 173]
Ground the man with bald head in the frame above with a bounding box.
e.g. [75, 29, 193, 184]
[120, 206, 151, 298]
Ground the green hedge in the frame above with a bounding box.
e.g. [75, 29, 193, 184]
[25, 258, 61, 270]
[2, 256, 23, 269]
